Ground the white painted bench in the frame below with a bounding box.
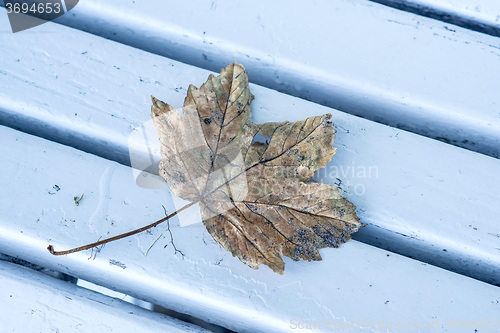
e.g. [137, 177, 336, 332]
[0, 260, 209, 332]
[48, 0, 500, 158]
[372, 0, 500, 36]
[0, 1, 499, 332]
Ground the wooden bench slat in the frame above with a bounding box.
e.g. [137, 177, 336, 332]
[1, 124, 500, 332]
[44, 0, 500, 158]
[0, 260, 209, 333]
[371, 0, 500, 36]
[0, 16, 498, 285]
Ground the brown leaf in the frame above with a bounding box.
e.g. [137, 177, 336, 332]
[151, 62, 362, 274]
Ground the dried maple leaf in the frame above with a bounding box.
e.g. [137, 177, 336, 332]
[151, 62, 361, 274]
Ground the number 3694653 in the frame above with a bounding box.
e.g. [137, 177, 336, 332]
[5, 2, 62, 14]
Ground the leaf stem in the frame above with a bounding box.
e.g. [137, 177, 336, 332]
[47, 199, 199, 256]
